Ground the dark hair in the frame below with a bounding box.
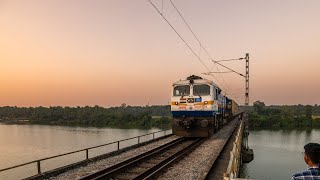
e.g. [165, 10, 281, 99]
[304, 143, 320, 164]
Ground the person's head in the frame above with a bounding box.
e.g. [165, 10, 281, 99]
[304, 143, 320, 166]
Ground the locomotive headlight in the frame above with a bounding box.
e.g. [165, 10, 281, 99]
[204, 101, 208, 104]
[175, 102, 178, 105]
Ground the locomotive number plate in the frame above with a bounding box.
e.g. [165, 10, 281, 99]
[178, 106, 187, 110]
[187, 98, 194, 103]
[195, 105, 208, 109]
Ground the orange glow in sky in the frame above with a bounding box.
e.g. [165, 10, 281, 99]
[0, 0, 319, 106]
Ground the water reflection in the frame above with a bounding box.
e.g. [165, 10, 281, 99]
[240, 129, 320, 180]
[305, 129, 312, 142]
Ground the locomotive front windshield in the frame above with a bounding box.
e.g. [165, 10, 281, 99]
[193, 84, 210, 96]
[173, 85, 190, 96]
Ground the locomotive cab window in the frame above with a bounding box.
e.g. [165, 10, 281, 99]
[193, 85, 210, 96]
[173, 85, 190, 96]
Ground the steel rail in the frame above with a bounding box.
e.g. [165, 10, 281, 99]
[79, 137, 205, 180]
[79, 137, 186, 180]
[137, 137, 207, 180]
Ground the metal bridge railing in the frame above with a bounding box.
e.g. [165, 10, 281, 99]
[224, 120, 244, 180]
[0, 129, 172, 179]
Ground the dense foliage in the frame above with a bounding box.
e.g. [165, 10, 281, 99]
[249, 101, 320, 129]
[1, 102, 320, 129]
[0, 105, 171, 129]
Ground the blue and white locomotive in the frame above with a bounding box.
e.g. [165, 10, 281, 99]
[171, 75, 239, 137]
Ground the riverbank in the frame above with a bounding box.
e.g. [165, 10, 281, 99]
[249, 101, 320, 129]
[0, 118, 171, 130]
[0, 105, 172, 129]
[249, 126, 320, 131]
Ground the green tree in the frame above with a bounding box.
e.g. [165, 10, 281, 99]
[253, 100, 265, 114]
[305, 105, 312, 119]
[305, 105, 313, 127]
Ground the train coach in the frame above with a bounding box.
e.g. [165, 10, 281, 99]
[171, 75, 240, 137]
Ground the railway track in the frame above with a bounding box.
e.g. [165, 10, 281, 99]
[79, 137, 206, 180]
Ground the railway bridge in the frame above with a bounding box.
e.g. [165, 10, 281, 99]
[0, 113, 253, 180]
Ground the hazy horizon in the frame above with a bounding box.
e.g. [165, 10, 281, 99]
[1, 0, 319, 107]
[0, 102, 317, 108]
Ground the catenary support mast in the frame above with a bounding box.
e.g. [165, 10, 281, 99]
[244, 53, 250, 150]
[245, 53, 249, 107]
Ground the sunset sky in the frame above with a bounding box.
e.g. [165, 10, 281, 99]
[1, 0, 319, 107]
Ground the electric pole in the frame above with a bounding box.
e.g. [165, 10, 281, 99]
[244, 53, 250, 150]
[245, 53, 249, 107]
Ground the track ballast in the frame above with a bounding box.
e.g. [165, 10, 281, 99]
[79, 137, 206, 180]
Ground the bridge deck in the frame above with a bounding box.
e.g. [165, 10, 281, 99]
[157, 118, 240, 180]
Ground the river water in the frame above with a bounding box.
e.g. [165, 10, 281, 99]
[0, 123, 163, 179]
[1, 124, 319, 180]
[240, 129, 320, 180]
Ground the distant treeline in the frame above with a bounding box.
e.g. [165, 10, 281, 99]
[1, 103, 320, 129]
[249, 101, 320, 129]
[0, 105, 171, 129]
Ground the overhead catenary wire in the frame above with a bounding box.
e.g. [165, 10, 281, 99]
[147, 0, 222, 85]
[169, 0, 238, 95]
[148, 0, 246, 101]
[213, 58, 245, 63]
[211, 60, 245, 77]
[212, 65, 232, 91]
[169, 1, 244, 77]
[202, 71, 233, 74]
